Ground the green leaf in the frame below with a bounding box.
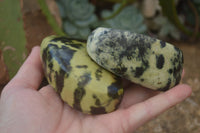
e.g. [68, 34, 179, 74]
[159, 0, 192, 36]
[37, 0, 66, 36]
[0, 0, 26, 78]
[101, 4, 147, 33]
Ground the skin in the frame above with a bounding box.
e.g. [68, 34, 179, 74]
[0, 46, 191, 133]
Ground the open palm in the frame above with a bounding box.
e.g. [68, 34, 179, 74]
[0, 47, 191, 133]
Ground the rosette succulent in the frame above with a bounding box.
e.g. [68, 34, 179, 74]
[56, 0, 97, 39]
[153, 16, 181, 40]
[101, 4, 147, 33]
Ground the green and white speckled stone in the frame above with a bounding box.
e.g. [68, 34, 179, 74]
[87, 27, 183, 91]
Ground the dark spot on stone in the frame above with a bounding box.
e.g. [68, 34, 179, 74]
[73, 73, 91, 111]
[41, 47, 52, 82]
[93, 95, 101, 106]
[111, 66, 127, 76]
[127, 56, 132, 60]
[105, 41, 116, 48]
[78, 73, 91, 88]
[168, 69, 173, 74]
[175, 71, 182, 86]
[90, 106, 106, 114]
[43, 44, 64, 85]
[42, 47, 50, 69]
[48, 63, 53, 69]
[141, 78, 144, 82]
[157, 78, 171, 91]
[160, 40, 166, 48]
[73, 88, 85, 112]
[42, 47, 54, 83]
[95, 68, 103, 81]
[55, 69, 65, 94]
[42, 48, 47, 63]
[107, 81, 122, 99]
[96, 48, 103, 54]
[174, 46, 180, 52]
[47, 44, 76, 76]
[135, 67, 145, 78]
[51, 36, 73, 43]
[130, 59, 149, 78]
[76, 65, 88, 69]
[137, 45, 148, 59]
[103, 30, 108, 34]
[170, 50, 183, 86]
[156, 54, 165, 69]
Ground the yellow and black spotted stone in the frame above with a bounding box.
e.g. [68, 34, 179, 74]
[40, 35, 123, 114]
[87, 27, 183, 91]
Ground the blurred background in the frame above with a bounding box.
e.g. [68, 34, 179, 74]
[0, 0, 200, 132]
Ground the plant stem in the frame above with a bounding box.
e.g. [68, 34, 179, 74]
[159, 0, 192, 36]
[37, 0, 66, 36]
[102, 0, 136, 20]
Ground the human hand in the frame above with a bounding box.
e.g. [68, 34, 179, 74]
[0, 46, 191, 133]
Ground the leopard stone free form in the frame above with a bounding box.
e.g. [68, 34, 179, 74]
[40, 36, 123, 114]
[87, 27, 183, 91]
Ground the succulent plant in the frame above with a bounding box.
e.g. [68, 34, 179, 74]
[56, 0, 97, 39]
[101, 4, 147, 33]
[153, 16, 181, 40]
